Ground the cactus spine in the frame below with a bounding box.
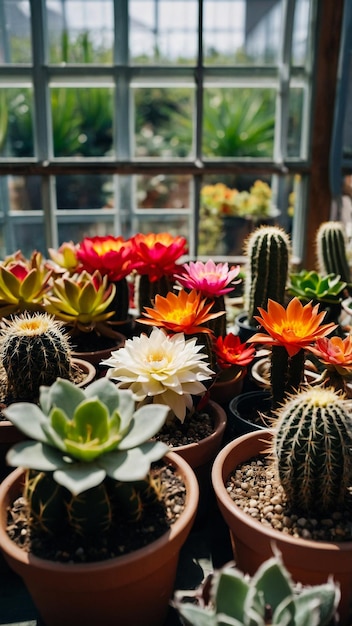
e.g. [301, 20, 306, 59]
[244, 226, 291, 327]
[316, 221, 351, 286]
[273, 387, 352, 514]
[0, 312, 72, 403]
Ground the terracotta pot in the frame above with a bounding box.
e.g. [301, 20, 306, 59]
[0, 452, 199, 626]
[250, 356, 321, 390]
[209, 370, 245, 406]
[172, 400, 227, 470]
[212, 430, 352, 626]
[172, 400, 227, 520]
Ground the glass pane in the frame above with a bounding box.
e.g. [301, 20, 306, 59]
[291, 0, 311, 66]
[58, 220, 115, 245]
[56, 175, 114, 209]
[202, 87, 275, 158]
[134, 86, 193, 158]
[0, 88, 34, 157]
[204, 0, 283, 66]
[8, 175, 43, 211]
[132, 215, 189, 240]
[136, 175, 191, 208]
[51, 87, 113, 157]
[287, 88, 304, 158]
[198, 174, 288, 257]
[47, 0, 113, 64]
[129, 0, 197, 65]
[9, 220, 46, 257]
[0, 1, 32, 64]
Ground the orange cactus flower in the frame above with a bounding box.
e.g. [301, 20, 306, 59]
[137, 289, 224, 335]
[77, 235, 136, 282]
[307, 335, 352, 376]
[248, 297, 337, 357]
[214, 333, 256, 369]
[131, 232, 188, 281]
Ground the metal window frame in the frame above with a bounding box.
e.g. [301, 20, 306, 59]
[0, 0, 318, 260]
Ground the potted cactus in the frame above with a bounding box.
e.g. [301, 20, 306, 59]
[0, 312, 95, 480]
[235, 225, 291, 341]
[0, 377, 199, 626]
[173, 550, 340, 625]
[212, 386, 352, 626]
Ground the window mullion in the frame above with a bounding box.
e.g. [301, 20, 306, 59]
[30, 0, 57, 248]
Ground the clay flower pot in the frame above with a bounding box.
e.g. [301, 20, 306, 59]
[212, 430, 352, 626]
[0, 452, 199, 626]
[209, 369, 246, 406]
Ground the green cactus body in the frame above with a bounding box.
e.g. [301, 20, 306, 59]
[205, 295, 227, 338]
[108, 276, 130, 322]
[64, 482, 114, 535]
[1, 313, 72, 403]
[137, 274, 174, 315]
[112, 475, 163, 523]
[273, 387, 352, 514]
[316, 221, 351, 286]
[244, 226, 291, 326]
[25, 471, 67, 535]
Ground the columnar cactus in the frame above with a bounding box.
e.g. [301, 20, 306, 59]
[0, 313, 72, 403]
[272, 386, 352, 514]
[316, 221, 351, 286]
[244, 225, 291, 327]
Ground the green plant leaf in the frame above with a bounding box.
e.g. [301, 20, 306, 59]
[101, 442, 168, 481]
[54, 463, 106, 495]
[3, 402, 48, 442]
[117, 404, 169, 449]
[6, 441, 67, 471]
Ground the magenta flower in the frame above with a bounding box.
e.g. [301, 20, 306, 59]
[175, 260, 241, 298]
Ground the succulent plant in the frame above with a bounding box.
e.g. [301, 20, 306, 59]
[5, 377, 169, 535]
[44, 269, 117, 338]
[174, 550, 339, 626]
[287, 269, 347, 305]
[316, 221, 351, 287]
[0, 250, 52, 318]
[0, 312, 73, 403]
[243, 225, 291, 327]
[272, 386, 352, 514]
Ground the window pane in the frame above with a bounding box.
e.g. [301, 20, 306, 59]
[58, 220, 115, 245]
[288, 87, 304, 158]
[198, 174, 293, 257]
[8, 176, 43, 211]
[0, 87, 34, 157]
[132, 215, 189, 239]
[51, 87, 113, 157]
[136, 175, 191, 208]
[0, 1, 32, 64]
[204, 0, 283, 66]
[202, 87, 275, 158]
[47, 0, 113, 64]
[292, 0, 311, 66]
[130, 0, 197, 65]
[56, 175, 114, 209]
[134, 86, 193, 158]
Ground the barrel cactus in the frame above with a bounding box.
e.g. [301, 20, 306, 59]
[272, 386, 352, 514]
[244, 225, 291, 327]
[0, 312, 73, 403]
[316, 221, 351, 287]
[5, 377, 169, 536]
